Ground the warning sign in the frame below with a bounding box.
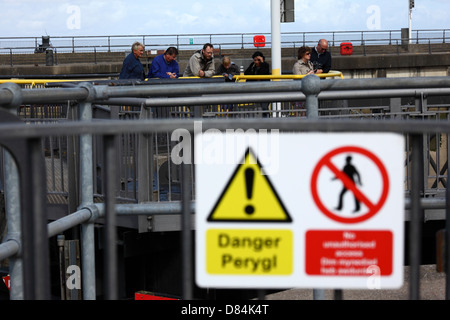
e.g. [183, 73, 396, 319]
[208, 148, 291, 223]
[305, 230, 393, 276]
[206, 229, 293, 275]
[195, 132, 405, 289]
[311, 146, 389, 224]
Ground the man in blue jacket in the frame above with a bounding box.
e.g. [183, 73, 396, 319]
[148, 47, 179, 79]
[119, 42, 145, 80]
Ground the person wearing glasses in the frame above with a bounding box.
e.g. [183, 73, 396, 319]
[183, 43, 215, 78]
[310, 39, 332, 74]
[293, 46, 315, 75]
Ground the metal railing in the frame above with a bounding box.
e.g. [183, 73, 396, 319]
[1, 29, 450, 52]
[1, 29, 450, 66]
[0, 76, 450, 300]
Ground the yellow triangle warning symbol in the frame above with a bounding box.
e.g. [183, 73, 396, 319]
[207, 148, 292, 223]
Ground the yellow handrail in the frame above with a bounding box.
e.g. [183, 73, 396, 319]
[0, 79, 85, 88]
[0, 71, 344, 87]
[233, 70, 344, 82]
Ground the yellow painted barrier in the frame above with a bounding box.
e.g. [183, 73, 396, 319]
[0, 71, 343, 88]
[233, 70, 344, 82]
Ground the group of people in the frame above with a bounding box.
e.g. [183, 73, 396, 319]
[292, 39, 331, 75]
[118, 39, 332, 81]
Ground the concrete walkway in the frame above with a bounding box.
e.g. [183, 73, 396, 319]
[266, 265, 447, 300]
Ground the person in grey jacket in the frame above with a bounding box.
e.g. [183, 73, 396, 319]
[183, 43, 215, 78]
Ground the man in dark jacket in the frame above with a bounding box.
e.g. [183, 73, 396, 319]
[310, 39, 332, 74]
[119, 42, 145, 80]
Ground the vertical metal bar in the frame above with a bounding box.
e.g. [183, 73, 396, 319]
[303, 74, 323, 299]
[29, 137, 51, 299]
[410, 134, 424, 300]
[79, 101, 96, 300]
[137, 106, 154, 233]
[181, 161, 193, 300]
[103, 134, 118, 300]
[302, 74, 320, 120]
[58, 235, 66, 300]
[446, 131, 450, 300]
[3, 151, 23, 300]
[65, 240, 81, 300]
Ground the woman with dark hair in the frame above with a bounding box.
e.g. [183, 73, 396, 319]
[244, 51, 270, 78]
[293, 46, 314, 75]
[244, 51, 271, 117]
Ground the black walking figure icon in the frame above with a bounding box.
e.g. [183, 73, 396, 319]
[333, 155, 362, 213]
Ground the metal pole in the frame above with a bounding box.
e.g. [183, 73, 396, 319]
[79, 101, 96, 300]
[29, 137, 51, 299]
[57, 235, 66, 300]
[410, 134, 424, 300]
[271, 0, 282, 116]
[408, 2, 413, 44]
[103, 134, 118, 300]
[303, 73, 323, 299]
[3, 151, 23, 300]
[302, 74, 321, 119]
[181, 162, 193, 299]
[446, 131, 450, 300]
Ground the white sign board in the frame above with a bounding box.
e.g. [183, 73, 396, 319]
[195, 131, 404, 289]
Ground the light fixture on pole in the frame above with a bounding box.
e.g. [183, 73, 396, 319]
[409, 0, 415, 44]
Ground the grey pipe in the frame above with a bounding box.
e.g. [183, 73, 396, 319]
[3, 151, 23, 300]
[79, 100, 96, 300]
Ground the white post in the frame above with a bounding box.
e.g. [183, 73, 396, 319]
[271, 0, 282, 115]
[408, 9, 412, 44]
[408, 0, 414, 44]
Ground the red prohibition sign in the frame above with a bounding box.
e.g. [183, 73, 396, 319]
[311, 146, 389, 223]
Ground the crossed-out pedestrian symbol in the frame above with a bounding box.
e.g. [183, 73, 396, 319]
[310, 146, 389, 224]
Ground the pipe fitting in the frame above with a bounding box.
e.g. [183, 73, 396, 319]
[2, 232, 22, 256]
[77, 82, 97, 102]
[78, 203, 101, 223]
[0, 82, 23, 109]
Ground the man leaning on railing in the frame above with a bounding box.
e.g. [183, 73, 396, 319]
[119, 42, 146, 81]
[183, 43, 215, 78]
[310, 39, 332, 74]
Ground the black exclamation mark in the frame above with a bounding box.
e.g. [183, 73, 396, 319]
[245, 168, 255, 215]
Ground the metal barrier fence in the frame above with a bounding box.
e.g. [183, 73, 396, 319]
[1, 29, 450, 67]
[0, 76, 450, 300]
[2, 29, 450, 52]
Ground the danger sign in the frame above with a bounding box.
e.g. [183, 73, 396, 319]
[206, 229, 292, 275]
[311, 146, 389, 223]
[195, 132, 404, 289]
[208, 148, 291, 223]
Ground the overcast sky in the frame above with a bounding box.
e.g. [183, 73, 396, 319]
[1, 0, 449, 37]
